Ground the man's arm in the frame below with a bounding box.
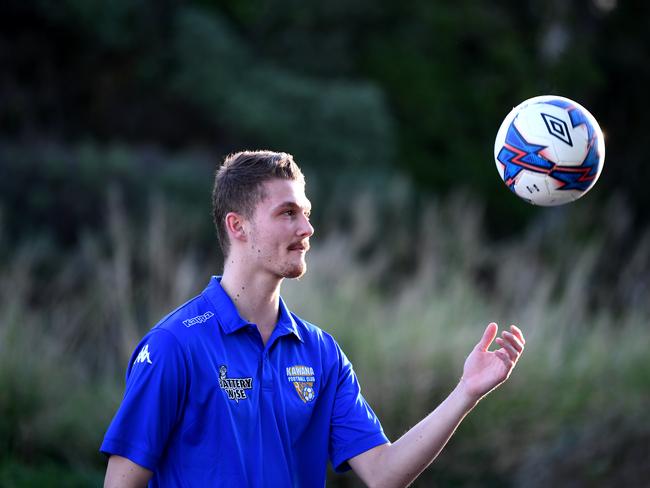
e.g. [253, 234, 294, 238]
[104, 455, 153, 488]
[349, 323, 525, 488]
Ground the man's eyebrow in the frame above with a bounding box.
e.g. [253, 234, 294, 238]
[273, 201, 312, 212]
[276, 200, 311, 210]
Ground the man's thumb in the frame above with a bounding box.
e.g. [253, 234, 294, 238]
[475, 322, 498, 352]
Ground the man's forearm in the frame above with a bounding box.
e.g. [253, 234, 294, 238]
[350, 323, 525, 488]
[364, 382, 479, 488]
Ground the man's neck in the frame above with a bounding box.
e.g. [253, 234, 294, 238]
[220, 265, 282, 346]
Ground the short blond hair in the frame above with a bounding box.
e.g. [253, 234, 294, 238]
[212, 150, 305, 256]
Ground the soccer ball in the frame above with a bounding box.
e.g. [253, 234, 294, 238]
[494, 95, 605, 206]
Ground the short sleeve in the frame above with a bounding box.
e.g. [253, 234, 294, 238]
[329, 346, 389, 472]
[100, 329, 188, 471]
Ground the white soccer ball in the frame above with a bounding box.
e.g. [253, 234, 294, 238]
[494, 95, 605, 206]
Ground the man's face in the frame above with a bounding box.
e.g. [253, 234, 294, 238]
[245, 178, 314, 279]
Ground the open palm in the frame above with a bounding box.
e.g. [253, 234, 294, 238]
[461, 323, 525, 400]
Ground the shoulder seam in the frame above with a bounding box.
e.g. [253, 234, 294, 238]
[155, 293, 208, 329]
[145, 328, 191, 376]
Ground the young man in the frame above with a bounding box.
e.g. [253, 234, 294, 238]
[101, 150, 525, 487]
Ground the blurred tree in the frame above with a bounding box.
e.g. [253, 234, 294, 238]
[590, 0, 650, 229]
[1, 0, 649, 246]
[169, 7, 395, 169]
[203, 0, 647, 229]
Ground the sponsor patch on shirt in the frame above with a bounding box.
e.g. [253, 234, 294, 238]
[218, 365, 253, 403]
[286, 365, 316, 403]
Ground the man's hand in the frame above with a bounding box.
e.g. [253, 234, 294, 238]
[460, 323, 525, 401]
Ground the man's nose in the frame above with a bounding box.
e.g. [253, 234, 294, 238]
[298, 215, 314, 238]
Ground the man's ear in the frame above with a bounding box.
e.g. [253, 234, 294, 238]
[225, 212, 247, 243]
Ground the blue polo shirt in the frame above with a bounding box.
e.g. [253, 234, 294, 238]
[101, 276, 388, 487]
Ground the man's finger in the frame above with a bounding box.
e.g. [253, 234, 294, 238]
[496, 336, 519, 361]
[503, 331, 524, 352]
[475, 322, 498, 352]
[509, 325, 525, 345]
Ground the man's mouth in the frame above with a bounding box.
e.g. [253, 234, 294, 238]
[288, 242, 309, 252]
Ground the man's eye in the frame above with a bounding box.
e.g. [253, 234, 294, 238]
[283, 210, 295, 216]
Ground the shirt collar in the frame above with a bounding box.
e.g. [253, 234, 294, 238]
[203, 276, 303, 342]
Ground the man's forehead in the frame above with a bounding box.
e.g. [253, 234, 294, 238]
[260, 178, 311, 208]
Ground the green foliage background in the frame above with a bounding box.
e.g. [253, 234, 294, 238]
[1, 0, 649, 486]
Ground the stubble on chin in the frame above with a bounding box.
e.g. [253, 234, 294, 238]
[280, 258, 307, 279]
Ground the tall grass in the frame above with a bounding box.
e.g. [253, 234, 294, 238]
[1, 182, 649, 486]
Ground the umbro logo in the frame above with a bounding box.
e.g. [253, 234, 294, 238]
[541, 112, 573, 146]
[133, 344, 153, 365]
[183, 311, 214, 328]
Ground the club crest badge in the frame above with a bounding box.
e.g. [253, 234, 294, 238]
[286, 365, 316, 403]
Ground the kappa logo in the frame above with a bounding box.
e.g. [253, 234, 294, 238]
[286, 365, 316, 403]
[218, 365, 253, 403]
[182, 311, 214, 328]
[133, 344, 153, 365]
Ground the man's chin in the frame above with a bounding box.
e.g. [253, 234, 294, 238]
[282, 262, 307, 279]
